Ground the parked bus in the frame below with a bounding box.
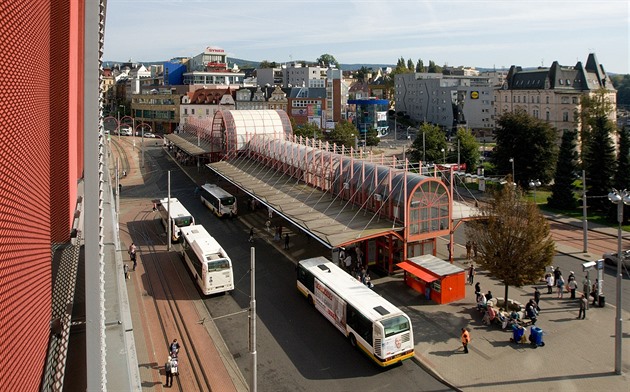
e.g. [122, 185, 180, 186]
[199, 183, 237, 218]
[158, 197, 195, 243]
[179, 224, 234, 295]
[297, 257, 414, 367]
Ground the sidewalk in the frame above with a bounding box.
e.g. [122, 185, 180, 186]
[175, 147, 630, 390]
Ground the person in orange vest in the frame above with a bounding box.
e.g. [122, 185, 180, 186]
[461, 328, 470, 354]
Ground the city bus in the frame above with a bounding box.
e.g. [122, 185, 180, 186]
[297, 256, 414, 367]
[199, 183, 237, 218]
[179, 224, 234, 295]
[158, 197, 195, 243]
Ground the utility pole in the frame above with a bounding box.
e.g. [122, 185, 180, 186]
[249, 247, 257, 392]
[582, 170, 588, 253]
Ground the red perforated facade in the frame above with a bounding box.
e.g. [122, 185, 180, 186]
[0, 0, 83, 389]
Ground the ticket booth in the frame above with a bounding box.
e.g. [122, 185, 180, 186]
[397, 254, 466, 304]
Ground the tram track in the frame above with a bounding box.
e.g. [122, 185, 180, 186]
[127, 206, 214, 392]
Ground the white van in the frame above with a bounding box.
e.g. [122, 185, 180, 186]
[120, 126, 132, 136]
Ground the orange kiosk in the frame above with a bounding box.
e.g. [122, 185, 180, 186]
[397, 254, 466, 304]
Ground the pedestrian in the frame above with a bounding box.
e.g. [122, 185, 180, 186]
[249, 227, 254, 243]
[472, 241, 478, 257]
[545, 273, 554, 294]
[525, 300, 538, 325]
[164, 356, 173, 387]
[123, 263, 129, 280]
[169, 339, 180, 356]
[461, 328, 470, 353]
[118, 183, 122, 194]
[578, 294, 587, 319]
[582, 275, 591, 298]
[274, 226, 280, 242]
[568, 277, 578, 299]
[265, 219, 271, 233]
[284, 233, 290, 249]
[338, 249, 346, 267]
[474, 282, 481, 298]
[533, 287, 541, 311]
[128, 243, 137, 271]
[446, 243, 452, 260]
[485, 290, 493, 301]
[553, 266, 562, 283]
[468, 264, 475, 285]
[465, 241, 472, 259]
[591, 279, 599, 306]
[556, 274, 565, 298]
[268, 208, 273, 220]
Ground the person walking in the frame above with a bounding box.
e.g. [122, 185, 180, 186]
[578, 294, 587, 319]
[556, 274, 565, 298]
[164, 356, 174, 387]
[284, 233, 290, 250]
[582, 275, 591, 299]
[467, 264, 475, 285]
[568, 277, 578, 299]
[461, 328, 470, 353]
[265, 219, 271, 233]
[123, 263, 130, 280]
[533, 287, 541, 311]
[545, 273, 555, 294]
[249, 227, 254, 243]
[169, 338, 180, 356]
[128, 243, 137, 271]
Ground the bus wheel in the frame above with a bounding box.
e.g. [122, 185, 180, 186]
[307, 295, 314, 306]
[349, 334, 357, 347]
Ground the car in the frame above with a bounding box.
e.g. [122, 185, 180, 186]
[119, 126, 132, 136]
[602, 250, 630, 268]
[143, 132, 156, 138]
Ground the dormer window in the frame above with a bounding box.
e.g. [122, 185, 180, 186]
[559, 79, 564, 85]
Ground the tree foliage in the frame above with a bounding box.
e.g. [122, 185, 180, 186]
[316, 53, 339, 68]
[427, 60, 442, 73]
[258, 60, 277, 69]
[407, 123, 447, 163]
[293, 121, 323, 140]
[610, 74, 630, 108]
[407, 58, 415, 72]
[494, 110, 557, 188]
[415, 59, 425, 73]
[454, 127, 480, 172]
[356, 66, 370, 82]
[466, 185, 555, 308]
[578, 89, 615, 163]
[547, 129, 579, 209]
[327, 120, 358, 149]
[365, 126, 380, 147]
[583, 114, 617, 212]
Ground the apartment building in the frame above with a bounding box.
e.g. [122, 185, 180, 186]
[495, 53, 616, 137]
[183, 46, 245, 86]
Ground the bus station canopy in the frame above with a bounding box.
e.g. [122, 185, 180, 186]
[207, 159, 404, 249]
[165, 133, 211, 156]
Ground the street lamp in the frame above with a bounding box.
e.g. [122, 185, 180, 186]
[529, 179, 541, 204]
[441, 148, 445, 163]
[608, 188, 630, 375]
[509, 157, 515, 185]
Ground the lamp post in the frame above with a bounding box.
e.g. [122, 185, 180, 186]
[509, 157, 515, 185]
[529, 179, 541, 204]
[608, 189, 630, 375]
[118, 104, 125, 141]
[422, 130, 426, 163]
[441, 148, 445, 163]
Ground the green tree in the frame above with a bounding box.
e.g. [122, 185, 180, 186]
[466, 185, 555, 310]
[427, 60, 442, 73]
[407, 58, 414, 71]
[258, 60, 277, 68]
[415, 59, 425, 73]
[327, 120, 358, 149]
[454, 127, 479, 172]
[583, 114, 617, 212]
[316, 53, 339, 68]
[547, 129, 579, 209]
[365, 126, 380, 148]
[293, 122, 323, 140]
[578, 89, 615, 164]
[610, 74, 630, 108]
[494, 110, 557, 188]
[407, 123, 447, 163]
[356, 66, 370, 82]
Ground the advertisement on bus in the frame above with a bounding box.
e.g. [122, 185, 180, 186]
[314, 278, 346, 332]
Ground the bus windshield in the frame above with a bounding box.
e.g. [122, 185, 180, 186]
[206, 258, 230, 272]
[220, 196, 235, 206]
[381, 315, 410, 337]
[174, 216, 193, 227]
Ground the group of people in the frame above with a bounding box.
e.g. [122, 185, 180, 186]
[339, 248, 373, 288]
[123, 242, 137, 280]
[164, 339, 180, 388]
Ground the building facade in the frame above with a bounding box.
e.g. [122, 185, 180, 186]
[494, 53, 616, 138]
[395, 73, 495, 133]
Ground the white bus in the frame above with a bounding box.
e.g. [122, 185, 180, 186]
[158, 197, 195, 243]
[180, 225, 234, 295]
[297, 257, 414, 367]
[199, 183, 237, 218]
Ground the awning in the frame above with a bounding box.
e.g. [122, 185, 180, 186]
[165, 133, 215, 156]
[396, 261, 438, 283]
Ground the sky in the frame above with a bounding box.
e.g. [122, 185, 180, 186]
[104, 0, 629, 74]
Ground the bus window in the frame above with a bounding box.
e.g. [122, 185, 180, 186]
[382, 315, 410, 337]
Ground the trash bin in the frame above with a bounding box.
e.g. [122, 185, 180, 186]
[598, 295, 605, 307]
[530, 326, 543, 346]
[512, 324, 525, 343]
